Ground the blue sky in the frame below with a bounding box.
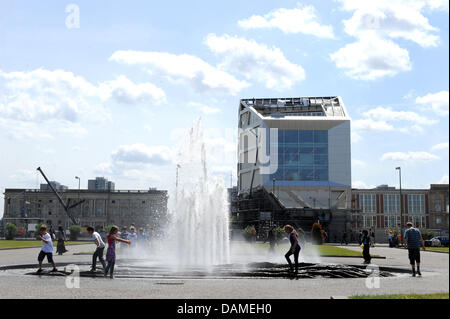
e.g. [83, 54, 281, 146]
[0, 0, 448, 217]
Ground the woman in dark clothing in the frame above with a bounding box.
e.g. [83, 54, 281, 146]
[284, 225, 301, 274]
[56, 226, 68, 255]
[361, 229, 371, 264]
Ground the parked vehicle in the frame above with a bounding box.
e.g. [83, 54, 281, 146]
[425, 236, 449, 247]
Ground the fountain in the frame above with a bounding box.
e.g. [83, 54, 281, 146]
[3, 119, 402, 281]
[170, 118, 230, 267]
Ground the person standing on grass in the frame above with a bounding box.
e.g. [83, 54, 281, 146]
[87, 226, 106, 272]
[105, 225, 130, 279]
[56, 226, 68, 255]
[284, 225, 301, 275]
[361, 229, 371, 264]
[404, 222, 426, 277]
[36, 225, 57, 273]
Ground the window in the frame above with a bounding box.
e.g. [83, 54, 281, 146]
[271, 129, 328, 181]
[433, 195, 441, 212]
[359, 194, 376, 213]
[408, 194, 425, 214]
[446, 196, 449, 213]
[383, 194, 400, 214]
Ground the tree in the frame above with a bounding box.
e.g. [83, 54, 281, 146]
[421, 230, 435, 241]
[274, 226, 285, 244]
[5, 223, 18, 240]
[69, 225, 82, 240]
[242, 225, 256, 242]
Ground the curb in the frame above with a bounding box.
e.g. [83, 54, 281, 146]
[0, 243, 91, 251]
[320, 255, 386, 259]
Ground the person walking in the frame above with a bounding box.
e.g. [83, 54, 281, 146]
[56, 226, 68, 255]
[388, 230, 393, 248]
[105, 225, 130, 279]
[404, 222, 426, 277]
[283, 225, 301, 275]
[361, 229, 371, 264]
[87, 226, 106, 272]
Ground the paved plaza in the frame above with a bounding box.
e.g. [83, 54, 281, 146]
[0, 243, 448, 299]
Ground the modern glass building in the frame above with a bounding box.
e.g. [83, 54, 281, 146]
[237, 97, 351, 228]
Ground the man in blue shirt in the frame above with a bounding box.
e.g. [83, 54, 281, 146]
[404, 222, 426, 277]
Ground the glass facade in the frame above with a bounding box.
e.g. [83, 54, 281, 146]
[383, 194, 400, 214]
[360, 194, 377, 213]
[271, 130, 328, 181]
[407, 194, 425, 214]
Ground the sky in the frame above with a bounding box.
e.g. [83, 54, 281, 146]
[0, 0, 448, 217]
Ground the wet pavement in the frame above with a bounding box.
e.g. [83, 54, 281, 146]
[0, 243, 447, 299]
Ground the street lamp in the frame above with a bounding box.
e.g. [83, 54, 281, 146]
[75, 176, 80, 224]
[395, 167, 403, 245]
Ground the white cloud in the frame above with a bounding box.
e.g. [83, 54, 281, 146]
[109, 50, 248, 95]
[0, 68, 102, 123]
[352, 118, 394, 131]
[187, 102, 221, 115]
[339, 0, 441, 48]
[238, 3, 334, 39]
[330, 33, 411, 80]
[205, 34, 305, 91]
[100, 75, 166, 105]
[0, 68, 166, 139]
[362, 106, 437, 125]
[438, 174, 449, 184]
[332, 0, 445, 80]
[352, 105, 437, 139]
[380, 151, 440, 162]
[415, 90, 449, 116]
[431, 142, 449, 151]
[352, 181, 376, 189]
[111, 144, 173, 166]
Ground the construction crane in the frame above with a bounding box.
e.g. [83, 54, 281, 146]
[36, 167, 85, 225]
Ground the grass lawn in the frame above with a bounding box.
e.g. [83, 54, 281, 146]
[249, 242, 374, 257]
[349, 293, 449, 299]
[0, 240, 90, 249]
[425, 247, 449, 253]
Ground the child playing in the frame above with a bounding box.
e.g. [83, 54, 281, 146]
[87, 226, 106, 272]
[37, 225, 57, 273]
[128, 226, 138, 252]
[284, 225, 301, 275]
[105, 225, 130, 279]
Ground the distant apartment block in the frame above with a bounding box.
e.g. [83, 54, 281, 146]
[88, 177, 115, 191]
[40, 181, 68, 191]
